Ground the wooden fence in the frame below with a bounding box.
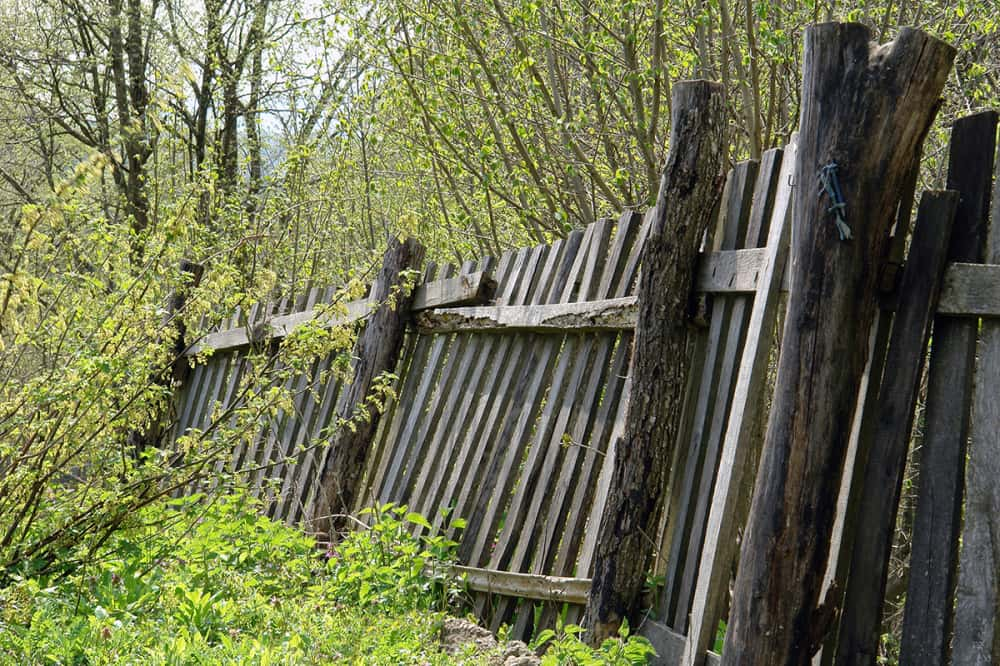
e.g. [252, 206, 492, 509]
[169, 111, 1000, 664]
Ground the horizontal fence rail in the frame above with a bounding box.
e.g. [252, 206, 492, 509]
[182, 255, 1000, 359]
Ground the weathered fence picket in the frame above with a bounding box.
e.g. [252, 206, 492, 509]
[900, 111, 998, 665]
[953, 135, 1000, 665]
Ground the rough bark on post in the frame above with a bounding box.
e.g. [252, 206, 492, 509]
[313, 236, 425, 539]
[584, 80, 726, 644]
[127, 259, 204, 456]
[722, 25, 954, 665]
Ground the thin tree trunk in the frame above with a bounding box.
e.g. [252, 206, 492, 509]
[127, 259, 204, 457]
[312, 237, 426, 538]
[585, 80, 726, 644]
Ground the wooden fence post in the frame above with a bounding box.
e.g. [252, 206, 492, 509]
[127, 258, 204, 456]
[312, 236, 425, 538]
[584, 79, 726, 644]
[899, 111, 998, 665]
[721, 24, 954, 665]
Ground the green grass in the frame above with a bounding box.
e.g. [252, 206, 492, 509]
[0, 493, 466, 665]
[0, 492, 654, 665]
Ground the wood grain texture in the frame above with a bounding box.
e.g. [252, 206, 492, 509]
[642, 620, 722, 666]
[184, 271, 494, 356]
[311, 237, 425, 538]
[723, 24, 955, 665]
[661, 159, 758, 629]
[410, 270, 497, 310]
[681, 141, 794, 666]
[833, 190, 960, 665]
[952, 134, 1000, 666]
[495, 215, 636, 635]
[901, 111, 998, 665]
[585, 80, 727, 644]
[673, 151, 782, 631]
[937, 262, 1000, 316]
[414, 296, 638, 332]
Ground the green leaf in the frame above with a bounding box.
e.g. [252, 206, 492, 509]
[405, 512, 432, 530]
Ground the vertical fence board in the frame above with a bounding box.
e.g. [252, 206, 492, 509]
[953, 146, 1000, 666]
[661, 160, 757, 627]
[901, 111, 998, 665]
[680, 140, 793, 666]
[492, 218, 627, 633]
[832, 191, 959, 665]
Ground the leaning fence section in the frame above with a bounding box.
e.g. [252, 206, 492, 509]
[168, 269, 495, 525]
[162, 96, 1000, 665]
[358, 209, 648, 636]
[167, 151, 794, 647]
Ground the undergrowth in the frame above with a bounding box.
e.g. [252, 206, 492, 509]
[0, 493, 654, 665]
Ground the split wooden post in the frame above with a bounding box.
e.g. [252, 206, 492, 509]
[721, 24, 954, 665]
[584, 79, 727, 643]
[312, 236, 425, 538]
[832, 189, 959, 665]
[899, 111, 998, 665]
[953, 125, 1000, 666]
[127, 259, 204, 456]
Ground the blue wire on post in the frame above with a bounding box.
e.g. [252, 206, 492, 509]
[818, 163, 853, 241]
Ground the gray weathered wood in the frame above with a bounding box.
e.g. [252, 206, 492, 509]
[396, 260, 481, 509]
[415, 296, 637, 333]
[404, 254, 518, 522]
[407, 259, 499, 525]
[695, 248, 768, 293]
[937, 262, 1000, 316]
[642, 620, 721, 666]
[410, 270, 497, 310]
[545, 214, 646, 633]
[495, 216, 632, 635]
[376, 263, 459, 502]
[349, 262, 441, 513]
[953, 136, 1000, 666]
[681, 140, 794, 666]
[586, 80, 727, 644]
[818, 158, 922, 666]
[463, 227, 599, 630]
[833, 190, 960, 665]
[454, 565, 591, 605]
[723, 25, 954, 664]
[540, 214, 643, 571]
[465, 230, 601, 569]
[437, 247, 544, 537]
[662, 159, 758, 628]
[184, 271, 494, 356]
[900, 110, 998, 666]
[673, 150, 782, 631]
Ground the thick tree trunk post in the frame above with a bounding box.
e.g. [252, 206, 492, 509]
[585, 80, 726, 644]
[313, 236, 425, 539]
[128, 259, 204, 456]
[721, 25, 954, 665]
